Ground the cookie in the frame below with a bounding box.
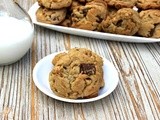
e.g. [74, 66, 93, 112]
[71, 0, 107, 31]
[101, 8, 140, 36]
[37, 0, 72, 9]
[138, 9, 160, 38]
[105, 0, 137, 9]
[49, 48, 104, 99]
[36, 7, 67, 24]
[136, 0, 160, 10]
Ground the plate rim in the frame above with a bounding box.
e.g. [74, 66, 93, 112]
[32, 51, 119, 103]
[28, 2, 160, 43]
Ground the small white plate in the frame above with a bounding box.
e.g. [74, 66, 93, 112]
[32, 52, 119, 103]
[28, 2, 160, 43]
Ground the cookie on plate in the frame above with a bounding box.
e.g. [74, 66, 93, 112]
[36, 7, 67, 24]
[49, 48, 104, 99]
[71, 0, 108, 31]
[37, 0, 72, 9]
[136, 0, 160, 10]
[105, 0, 137, 9]
[138, 9, 160, 38]
[101, 8, 140, 36]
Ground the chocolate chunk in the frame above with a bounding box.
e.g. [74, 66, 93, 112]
[80, 63, 96, 75]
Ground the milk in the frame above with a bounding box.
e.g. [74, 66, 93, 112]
[0, 16, 34, 65]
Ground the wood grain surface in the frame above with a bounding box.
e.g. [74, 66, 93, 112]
[0, 0, 160, 120]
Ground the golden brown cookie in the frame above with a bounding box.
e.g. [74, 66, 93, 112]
[36, 7, 67, 24]
[138, 9, 160, 38]
[105, 0, 137, 9]
[71, 0, 108, 31]
[37, 0, 72, 9]
[136, 0, 160, 10]
[101, 8, 140, 36]
[49, 48, 104, 99]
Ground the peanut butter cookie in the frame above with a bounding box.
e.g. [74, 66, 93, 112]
[136, 0, 160, 10]
[36, 7, 67, 24]
[71, 0, 107, 31]
[101, 8, 140, 36]
[38, 0, 72, 9]
[49, 48, 104, 99]
[138, 9, 160, 38]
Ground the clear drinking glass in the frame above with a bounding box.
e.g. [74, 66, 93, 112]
[0, 0, 34, 65]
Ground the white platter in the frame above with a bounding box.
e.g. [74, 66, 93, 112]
[32, 51, 119, 103]
[28, 2, 160, 43]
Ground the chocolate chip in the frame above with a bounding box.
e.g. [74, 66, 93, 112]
[116, 20, 123, 27]
[80, 63, 96, 75]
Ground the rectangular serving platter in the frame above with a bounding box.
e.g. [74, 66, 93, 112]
[28, 2, 160, 43]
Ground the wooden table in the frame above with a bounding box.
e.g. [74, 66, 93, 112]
[0, 0, 160, 119]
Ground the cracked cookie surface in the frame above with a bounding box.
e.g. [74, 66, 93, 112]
[101, 8, 140, 36]
[71, 0, 107, 31]
[138, 9, 160, 38]
[49, 48, 104, 99]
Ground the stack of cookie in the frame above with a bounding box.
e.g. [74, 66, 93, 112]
[36, 0, 108, 31]
[49, 48, 104, 99]
[36, 0, 160, 38]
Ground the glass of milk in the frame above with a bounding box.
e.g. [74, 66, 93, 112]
[0, 0, 34, 65]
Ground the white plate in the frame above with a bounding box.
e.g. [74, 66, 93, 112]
[28, 2, 160, 43]
[32, 51, 119, 103]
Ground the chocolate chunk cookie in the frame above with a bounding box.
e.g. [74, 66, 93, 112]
[38, 0, 72, 9]
[49, 48, 104, 99]
[71, 0, 108, 31]
[136, 0, 160, 10]
[138, 9, 160, 38]
[36, 7, 67, 24]
[101, 8, 140, 36]
[105, 0, 137, 9]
